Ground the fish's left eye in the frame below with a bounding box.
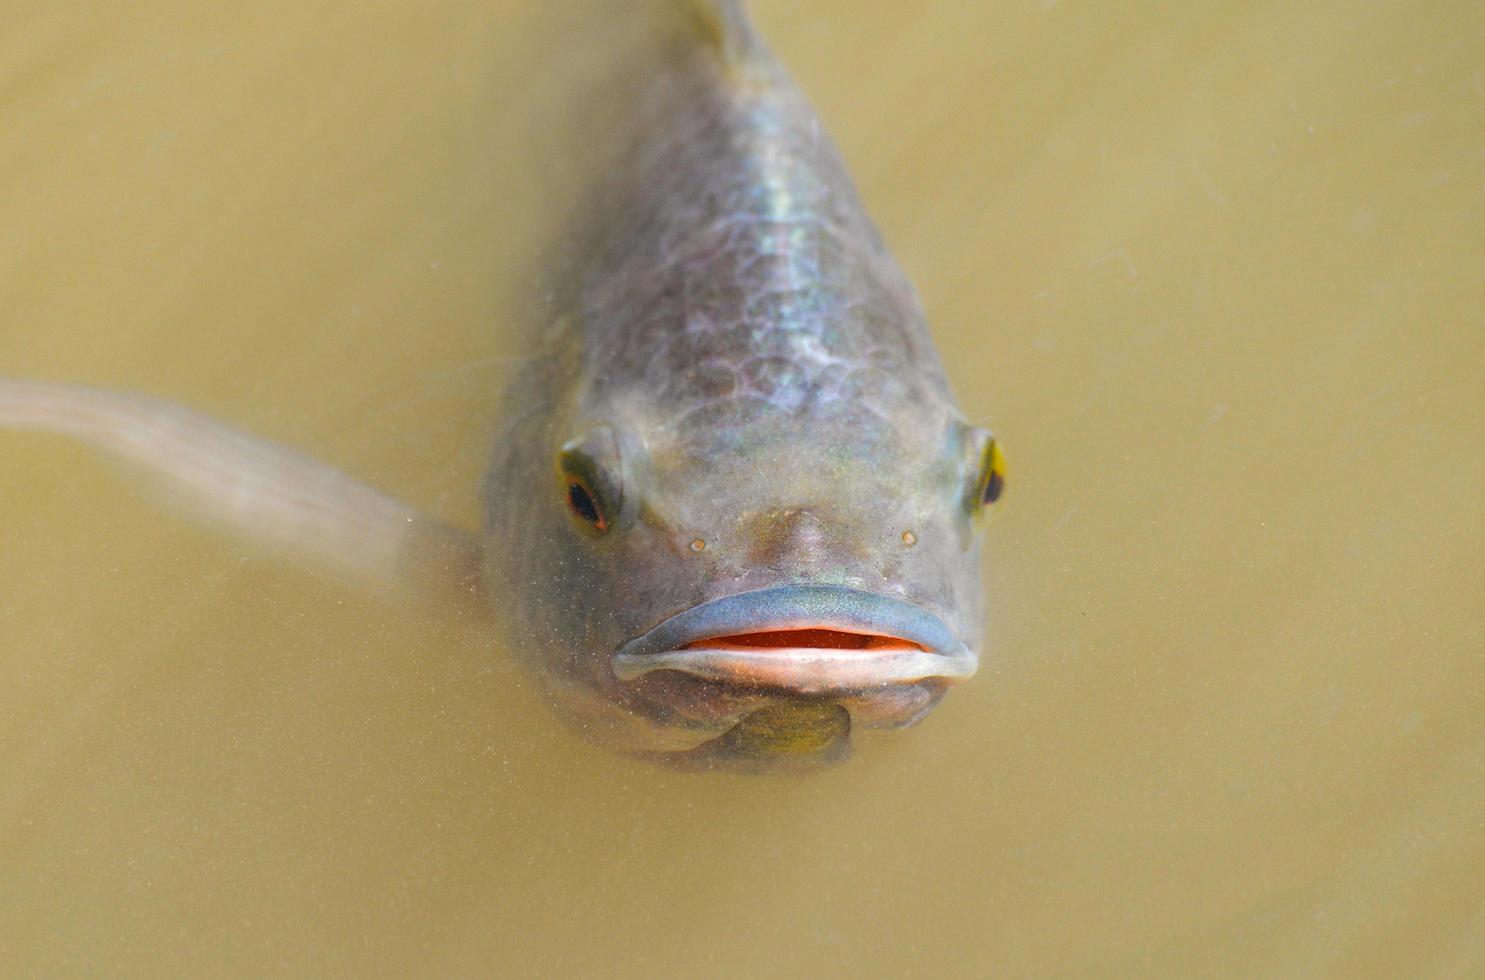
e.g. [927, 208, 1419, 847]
[962, 427, 1006, 519]
[980, 439, 1006, 508]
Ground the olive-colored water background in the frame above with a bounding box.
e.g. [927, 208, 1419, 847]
[3, 2, 1483, 975]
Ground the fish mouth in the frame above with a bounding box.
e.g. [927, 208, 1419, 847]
[612, 585, 977, 694]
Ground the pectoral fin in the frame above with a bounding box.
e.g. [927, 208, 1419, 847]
[0, 379, 484, 606]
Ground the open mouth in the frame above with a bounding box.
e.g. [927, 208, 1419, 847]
[612, 585, 977, 694]
[683, 628, 925, 651]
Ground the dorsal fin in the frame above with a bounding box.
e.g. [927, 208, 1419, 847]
[684, 0, 764, 68]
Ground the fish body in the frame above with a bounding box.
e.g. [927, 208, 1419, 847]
[483, 2, 1003, 766]
[0, 1, 1004, 771]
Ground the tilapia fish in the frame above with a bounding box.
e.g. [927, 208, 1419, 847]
[0, 1, 1005, 771]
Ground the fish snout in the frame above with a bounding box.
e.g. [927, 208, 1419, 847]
[744, 507, 860, 571]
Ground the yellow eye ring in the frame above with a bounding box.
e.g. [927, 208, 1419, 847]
[977, 438, 1007, 512]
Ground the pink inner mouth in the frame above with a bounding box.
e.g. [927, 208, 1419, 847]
[682, 628, 927, 652]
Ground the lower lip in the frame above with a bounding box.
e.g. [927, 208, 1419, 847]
[611, 644, 977, 693]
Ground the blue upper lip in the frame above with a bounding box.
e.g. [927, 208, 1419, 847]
[614, 584, 969, 661]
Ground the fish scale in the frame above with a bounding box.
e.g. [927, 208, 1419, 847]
[570, 23, 950, 443]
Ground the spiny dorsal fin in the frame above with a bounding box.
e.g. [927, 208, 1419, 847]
[685, 0, 764, 68]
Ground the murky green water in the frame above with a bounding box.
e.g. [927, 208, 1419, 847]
[3, 2, 1483, 975]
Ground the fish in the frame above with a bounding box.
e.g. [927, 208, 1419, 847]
[0, 0, 1006, 771]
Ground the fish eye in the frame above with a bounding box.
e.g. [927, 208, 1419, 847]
[959, 425, 1005, 519]
[976, 438, 1007, 512]
[565, 475, 607, 533]
[557, 427, 625, 537]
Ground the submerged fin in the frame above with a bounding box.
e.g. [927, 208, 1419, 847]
[0, 379, 484, 606]
[682, 0, 764, 68]
[656, 701, 853, 773]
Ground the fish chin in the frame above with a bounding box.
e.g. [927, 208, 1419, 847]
[617, 678, 949, 772]
[658, 701, 856, 773]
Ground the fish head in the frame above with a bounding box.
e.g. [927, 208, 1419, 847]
[513, 392, 1004, 771]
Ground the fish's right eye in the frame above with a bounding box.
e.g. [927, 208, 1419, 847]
[557, 426, 625, 537]
[565, 475, 608, 533]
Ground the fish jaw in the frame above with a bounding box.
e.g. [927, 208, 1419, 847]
[612, 585, 977, 694]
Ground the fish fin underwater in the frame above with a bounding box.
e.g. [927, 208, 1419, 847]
[0, 379, 484, 606]
[683, 0, 765, 68]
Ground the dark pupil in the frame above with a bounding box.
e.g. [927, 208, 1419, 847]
[983, 470, 1004, 505]
[567, 481, 601, 525]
